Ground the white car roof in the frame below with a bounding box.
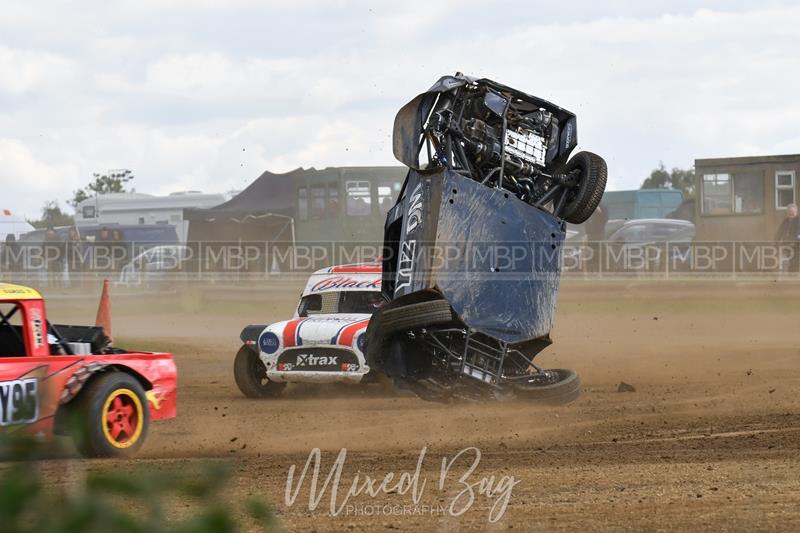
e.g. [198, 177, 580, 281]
[302, 262, 382, 296]
[620, 218, 693, 226]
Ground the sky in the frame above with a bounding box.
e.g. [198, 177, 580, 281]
[1, 0, 799, 219]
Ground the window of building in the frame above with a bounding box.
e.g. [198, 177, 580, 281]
[328, 183, 340, 216]
[702, 173, 763, 215]
[732, 174, 762, 213]
[311, 186, 326, 219]
[346, 181, 372, 216]
[378, 185, 394, 215]
[82, 205, 96, 219]
[776, 170, 796, 209]
[298, 187, 308, 221]
[702, 174, 731, 214]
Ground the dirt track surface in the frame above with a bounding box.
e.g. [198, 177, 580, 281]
[34, 281, 800, 530]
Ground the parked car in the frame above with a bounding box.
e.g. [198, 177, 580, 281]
[606, 219, 695, 271]
[119, 245, 192, 286]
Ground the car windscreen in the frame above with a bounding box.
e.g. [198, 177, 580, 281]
[297, 294, 324, 317]
[610, 224, 647, 243]
[644, 223, 688, 241]
[338, 291, 384, 314]
[297, 291, 383, 316]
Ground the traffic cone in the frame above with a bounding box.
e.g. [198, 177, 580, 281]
[95, 279, 112, 341]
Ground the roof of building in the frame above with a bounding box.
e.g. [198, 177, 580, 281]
[75, 191, 226, 213]
[185, 166, 406, 222]
[696, 153, 800, 166]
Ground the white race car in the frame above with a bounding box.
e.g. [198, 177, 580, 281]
[233, 262, 384, 398]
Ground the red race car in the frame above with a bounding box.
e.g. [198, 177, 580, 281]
[0, 282, 176, 457]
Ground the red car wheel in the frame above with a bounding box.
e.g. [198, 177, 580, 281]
[71, 372, 150, 457]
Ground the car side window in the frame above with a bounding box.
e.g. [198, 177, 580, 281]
[0, 303, 25, 357]
[338, 291, 384, 314]
[297, 294, 322, 317]
[615, 225, 646, 244]
[670, 226, 696, 242]
[646, 224, 681, 241]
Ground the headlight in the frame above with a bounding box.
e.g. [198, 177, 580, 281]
[356, 333, 366, 353]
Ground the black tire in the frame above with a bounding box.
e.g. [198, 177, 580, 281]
[511, 368, 581, 405]
[381, 299, 454, 335]
[70, 372, 150, 457]
[233, 345, 286, 398]
[560, 151, 607, 224]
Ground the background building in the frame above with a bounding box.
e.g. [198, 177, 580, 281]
[74, 191, 226, 242]
[695, 154, 799, 241]
[602, 189, 684, 221]
[185, 166, 407, 244]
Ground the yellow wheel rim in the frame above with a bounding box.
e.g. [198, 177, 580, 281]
[101, 388, 144, 449]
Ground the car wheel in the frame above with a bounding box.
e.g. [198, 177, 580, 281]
[560, 151, 607, 224]
[71, 372, 150, 457]
[233, 345, 286, 398]
[511, 368, 581, 405]
[380, 299, 455, 335]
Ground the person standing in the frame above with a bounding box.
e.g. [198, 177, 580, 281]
[91, 226, 113, 274]
[775, 203, 799, 274]
[65, 226, 84, 288]
[111, 228, 128, 272]
[44, 227, 66, 288]
[584, 204, 608, 274]
[2, 234, 21, 280]
[775, 203, 799, 242]
[585, 204, 609, 242]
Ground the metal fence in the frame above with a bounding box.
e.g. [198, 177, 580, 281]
[1, 240, 799, 288]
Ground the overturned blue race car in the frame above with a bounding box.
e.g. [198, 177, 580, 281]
[366, 73, 607, 403]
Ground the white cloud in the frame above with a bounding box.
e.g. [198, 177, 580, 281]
[1, 2, 799, 219]
[0, 139, 81, 218]
[0, 47, 76, 95]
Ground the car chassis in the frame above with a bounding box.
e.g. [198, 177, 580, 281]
[368, 73, 606, 402]
[405, 326, 571, 402]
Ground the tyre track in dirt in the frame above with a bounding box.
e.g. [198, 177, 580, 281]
[31, 281, 800, 531]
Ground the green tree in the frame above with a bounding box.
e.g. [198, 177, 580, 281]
[0, 435, 282, 532]
[29, 200, 74, 229]
[71, 169, 135, 208]
[641, 162, 695, 198]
